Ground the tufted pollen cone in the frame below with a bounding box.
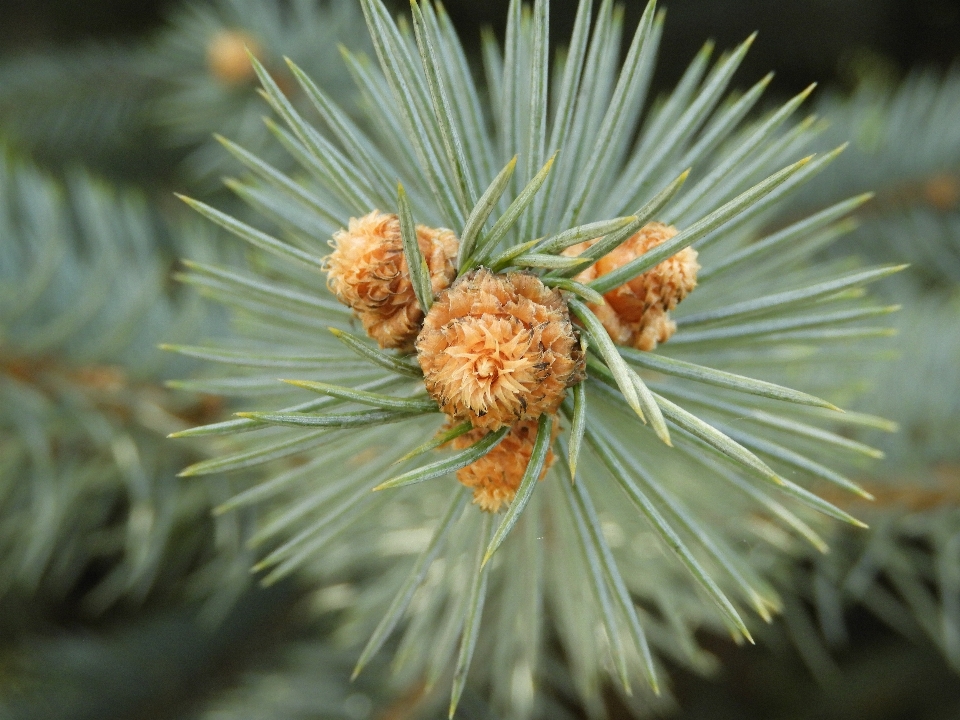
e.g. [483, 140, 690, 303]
[325, 210, 459, 350]
[452, 417, 559, 513]
[562, 222, 699, 351]
[207, 29, 261, 86]
[416, 269, 583, 431]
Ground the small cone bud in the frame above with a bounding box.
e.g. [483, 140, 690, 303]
[925, 173, 960, 211]
[452, 417, 558, 513]
[207, 29, 260, 86]
[325, 211, 459, 350]
[416, 269, 583, 431]
[563, 222, 699, 350]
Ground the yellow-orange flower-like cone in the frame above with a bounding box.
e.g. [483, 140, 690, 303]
[325, 211, 459, 350]
[563, 222, 699, 350]
[416, 269, 583, 431]
[452, 417, 559, 513]
[207, 29, 260, 85]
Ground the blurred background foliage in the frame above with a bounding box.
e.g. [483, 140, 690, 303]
[0, 0, 959, 718]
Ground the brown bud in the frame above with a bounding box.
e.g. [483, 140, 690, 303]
[416, 269, 583, 431]
[924, 173, 960, 212]
[325, 211, 459, 350]
[452, 417, 559, 513]
[563, 222, 699, 350]
[207, 29, 260, 86]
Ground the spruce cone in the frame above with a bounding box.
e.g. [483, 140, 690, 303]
[416, 269, 583, 431]
[452, 418, 558, 513]
[563, 222, 699, 350]
[325, 211, 459, 350]
[207, 30, 260, 86]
